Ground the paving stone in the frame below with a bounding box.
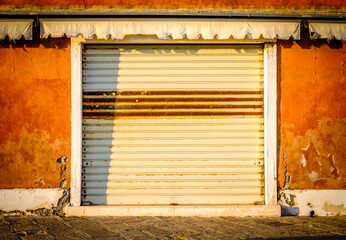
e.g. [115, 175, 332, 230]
[0, 215, 344, 240]
[191, 217, 256, 239]
[92, 217, 152, 239]
[147, 216, 204, 240]
[5, 216, 42, 233]
[171, 217, 233, 239]
[0, 218, 18, 240]
[116, 216, 172, 239]
[29, 216, 89, 240]
[63, 217, 123, 239]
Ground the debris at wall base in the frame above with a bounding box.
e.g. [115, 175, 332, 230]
[26, 208, 53, 216]
[52, 189, 70, 216]
[0, 188, 68, 215]
[0, 209, 26, 216]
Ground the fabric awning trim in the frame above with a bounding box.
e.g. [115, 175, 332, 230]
[0, 19, 33, 40]
[40, 18, 300, 40]
[309, 21, 346, 41]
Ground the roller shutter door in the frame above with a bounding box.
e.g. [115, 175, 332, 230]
[82, 45, 264, 205]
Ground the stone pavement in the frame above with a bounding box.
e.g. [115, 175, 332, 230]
[0, 215, 345, 240]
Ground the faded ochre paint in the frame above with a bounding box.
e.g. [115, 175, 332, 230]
[277, 32, 346, 189]
[0, 38, 71, 189]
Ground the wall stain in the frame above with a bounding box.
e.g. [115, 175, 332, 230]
[33, 177, 46, 186]
[322, 202, 346, 216]
[278, 37, 345, 190]
[0, 128, 70, 188]
[278, 38, 345, 137]
[0, 39, 71, 189]
[279, 118, 346, 189]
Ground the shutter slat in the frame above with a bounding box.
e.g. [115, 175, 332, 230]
[82, 44, 264, 205]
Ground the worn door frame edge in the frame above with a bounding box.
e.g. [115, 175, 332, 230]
[70, 36, 278, 207]
[71, 37, 84, 206]
[264, 43, 277, 205]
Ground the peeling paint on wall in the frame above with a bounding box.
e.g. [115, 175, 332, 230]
[279, 118, 345, 189]
[278, 33, 346, 190]
[0, 128, 70, 188]
[0, 38, 71, 189]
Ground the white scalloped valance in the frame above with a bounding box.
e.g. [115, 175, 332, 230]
[309, 21, 346, 41]
[40, 18, 300, 40]
[0, 19, 33, 40]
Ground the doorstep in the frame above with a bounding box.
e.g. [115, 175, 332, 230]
[67, 205, 281, 217]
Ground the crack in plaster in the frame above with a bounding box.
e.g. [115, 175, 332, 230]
[282, 151, 291, 189]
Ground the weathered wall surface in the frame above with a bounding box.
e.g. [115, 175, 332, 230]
[0, 0, 344, 8]
[0, 38, 71, 189]
[277, 33, 345, 191]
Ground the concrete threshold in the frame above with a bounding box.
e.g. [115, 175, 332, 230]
[67, 205, 281, 217]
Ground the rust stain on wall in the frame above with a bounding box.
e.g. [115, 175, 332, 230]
[278, 33, 346, 189]
[0, 38, 71, 189]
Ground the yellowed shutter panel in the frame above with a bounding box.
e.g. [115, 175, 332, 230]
[82, 45, 264, 205]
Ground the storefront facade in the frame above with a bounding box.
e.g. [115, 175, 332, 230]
[0, 1, 345, 216]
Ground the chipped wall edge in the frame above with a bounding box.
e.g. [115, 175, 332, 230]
[0, 188, 69, 216]
[279, 189, 346, 216]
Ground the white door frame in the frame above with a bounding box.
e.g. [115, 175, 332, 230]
[70, 36, 277, 207]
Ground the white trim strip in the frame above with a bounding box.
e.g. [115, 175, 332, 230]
[67, 205, 281, 217]
[70, 38, 84, 206]
[41, 18, 300, 40]
[0, 189, 64, 211]
[70, 37, 278, 208]
[264, 43, 277, 205]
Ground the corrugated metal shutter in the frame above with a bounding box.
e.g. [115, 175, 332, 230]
[82, 45, 264, 205]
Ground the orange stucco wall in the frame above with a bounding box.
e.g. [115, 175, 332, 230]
[0, 38, 71, 189]
[0, 0, 344, 8]
[0, 30, 345, 191]
[277, 32, 346, 189]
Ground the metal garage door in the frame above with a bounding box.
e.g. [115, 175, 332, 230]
[81, 45, 264, 205]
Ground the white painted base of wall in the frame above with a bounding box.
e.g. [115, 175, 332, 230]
[67, 205, 281, 217]
[0, 189, 64, 212]
[279, 189, 346, 216]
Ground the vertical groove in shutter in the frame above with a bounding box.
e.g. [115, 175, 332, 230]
[82, 45, 264, 205]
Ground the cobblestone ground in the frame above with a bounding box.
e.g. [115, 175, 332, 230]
[0, 215, 345, 240]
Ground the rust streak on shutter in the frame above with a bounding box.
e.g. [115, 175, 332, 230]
[81, 44, 264, 205]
